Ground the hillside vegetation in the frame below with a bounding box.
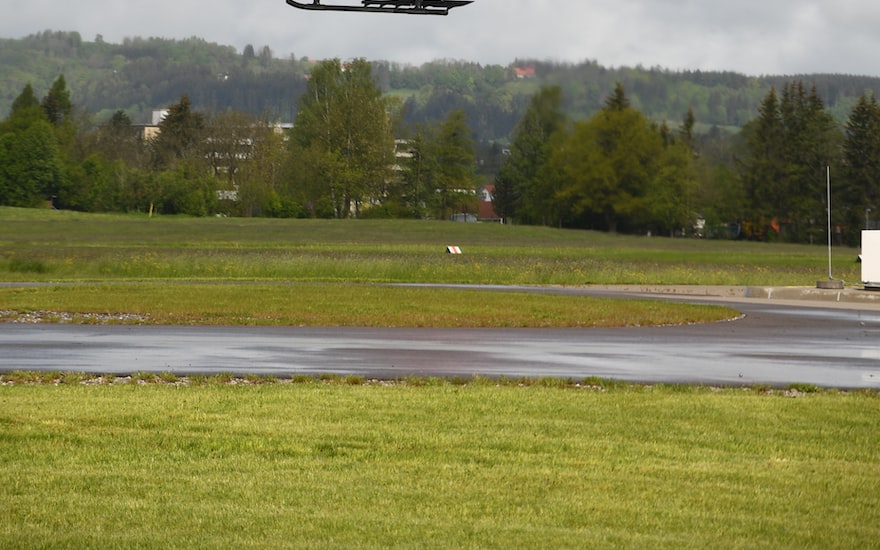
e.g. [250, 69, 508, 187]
[3, 30, 880, 140]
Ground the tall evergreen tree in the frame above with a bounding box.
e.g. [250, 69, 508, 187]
[11, 83, 41, 112]
[781, 82, 840, 241]
[491, 160, 518, 223]
[41, 75, 72, 126]
[604, 82, 630, 111]
[841, 93, 880, 235]
[740, 87, 785, 238]
[679, 106, 696, 149]
[152, 94, 205, 169]
[739, 82, 841, 242]
[430, 109, 477, 220]
[1, 84, 47, 135]
[97, 110, 144, 166]
[494, 86, 567, 225]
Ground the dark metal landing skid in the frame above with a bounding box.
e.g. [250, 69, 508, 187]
[285, 0, 473, 15]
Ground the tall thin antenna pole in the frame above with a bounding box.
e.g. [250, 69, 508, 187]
[827, 165, 832, 280]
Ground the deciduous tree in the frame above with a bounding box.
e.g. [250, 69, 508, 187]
[291, 58, 395, 218]
[553, 84, 665, 232]
[0, 120, 62, 207]
[0, 84, 63, 207]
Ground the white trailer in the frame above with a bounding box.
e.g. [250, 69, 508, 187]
[862, 230, 880, 289]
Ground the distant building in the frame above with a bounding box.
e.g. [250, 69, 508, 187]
[133, 110, 293, 203]
[478, 184, 502, 223]
[135, 109, 169, 141]
[151, 110, 169, 126]
[450, 212, 478, 223]
[513, 66, 536, 79]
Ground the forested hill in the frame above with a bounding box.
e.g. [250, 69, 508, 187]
[4, 30, 880, 141]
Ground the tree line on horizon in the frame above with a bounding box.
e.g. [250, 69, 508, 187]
[0, 62, 482, 222]
[495, 81, 880, 245]
[1, 48, 879, 245]
[4, 31, 880, 142]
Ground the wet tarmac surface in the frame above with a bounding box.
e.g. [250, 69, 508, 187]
[2, 288, 879, 388]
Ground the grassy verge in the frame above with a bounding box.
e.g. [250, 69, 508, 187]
[0, 207, 847, 327]
[0, 282, 736, 327]
[1, 382, 877, 548]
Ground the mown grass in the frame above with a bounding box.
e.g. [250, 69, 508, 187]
[0, 383, 877, 548]
[0, 282, 735, 327]
[2, 208, 876, 547]
[0, 206, 860, 286]
[0, 207, 851, 326]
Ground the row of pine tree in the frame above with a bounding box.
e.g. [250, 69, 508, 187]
[1, 65, 878, 245]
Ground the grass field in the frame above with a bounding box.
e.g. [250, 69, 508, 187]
[1, 382, 878, 548]
[0, 281, 736, 327]
[1, 207, 877, 547]
[0, 206, 857, 327]
[0, 206, 859, 286]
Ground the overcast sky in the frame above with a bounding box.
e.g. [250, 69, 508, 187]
[2, 0, 880, 76]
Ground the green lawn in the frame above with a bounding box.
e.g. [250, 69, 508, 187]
[2, 208, 876, 548]
[0, 206, 859, 286]
[0, 207, 854, 327]
[0, 281, 736, 327]
[1, 382, 877, 549]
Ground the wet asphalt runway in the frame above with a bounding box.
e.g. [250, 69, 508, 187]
[2, 287, 879, 388]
